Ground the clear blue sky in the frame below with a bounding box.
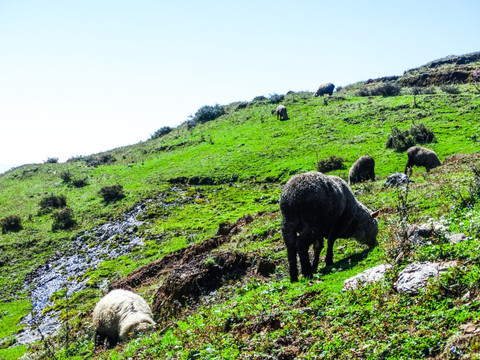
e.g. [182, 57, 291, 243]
[1, 0, 479, 173]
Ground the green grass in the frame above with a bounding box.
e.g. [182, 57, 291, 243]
[2, 74, 480, 358]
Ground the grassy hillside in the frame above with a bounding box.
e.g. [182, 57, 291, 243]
[1, 54, 480, 359]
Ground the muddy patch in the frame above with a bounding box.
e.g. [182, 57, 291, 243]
[110, 214, 257, 290]
[152, 251, 250, 319]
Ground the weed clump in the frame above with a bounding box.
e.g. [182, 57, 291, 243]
[39, 194, 67, 213]
[1, 215, 22, 233]
[99, 185, 125, 203]
[45, 157, 59, 164]
[151, 126, 172, 140]
[386, 123, 436, 151]
[191, 104, 225, 125]
[85, 154, 117, 167]
[51, 207, 76, 231]
[268, 94, 285, 104]
[371, 82, 402, 96]
[316, 155, 346, 173]
[441, 85, 461, 94]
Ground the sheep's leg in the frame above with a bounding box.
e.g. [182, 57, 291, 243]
[311, 238, 324, 273]
[282, 220, 299, 282]
[325, 236, 336, 266]
[297, 228, 316, 279]
[405, 159, 413, 174]
[106, 334, 119, 349]
[94, 330, 106, 349]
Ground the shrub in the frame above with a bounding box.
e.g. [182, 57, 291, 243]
[441, 85, 461, 94]
[39, 194, 67, 213]
[45, 157, 59, 164]
[99, 185, 125, 203]
[71, 178, 88, 188]
[370, 82, 402, 96]
[356, 87, 371, 97]
[85, 154, 117, 167]
[252, 95, 267, 102]
[191, 105, 225, 124]
[316, 155, 346, 173]
[1, 215, 22, 234]
[151, 126, 172, 140]
[60, 171, 73, 183]
[410, 123, 436, 144]
[268, 94, 285, 104]
[386, 123, 435, 151]
[386, 127, 416, 151]
[51, 207, 76, 231]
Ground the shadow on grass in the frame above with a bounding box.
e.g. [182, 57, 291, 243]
[318, 247, 375, 275]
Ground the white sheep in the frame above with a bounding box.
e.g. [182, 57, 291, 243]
[93, 289, 156, 349]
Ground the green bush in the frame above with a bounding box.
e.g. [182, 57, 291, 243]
[51, 207, 76, 231]
[71, 178, 88, 188]
[410, 123, 436, 144]
[99, 185, 125, 203]
[45, 157, 59, 164]
[386, 127, 416, 151]
[0, 215, 22, 234]
[268, 94, 285, 104]
[370, 82, 402, 96]
[85, 154, 117, 167]
[386, 123, 436, 151]
[441, 85, 461, 94]
[60, 171, 72, 183]
[39, 194, 67, 213]
[316, 155, 346, 173]
[191, 105, 225, 124]
[151, 126, 173, 140]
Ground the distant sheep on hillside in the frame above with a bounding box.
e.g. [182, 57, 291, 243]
[348, 155, 375, 185]
[93, 289, 155, 349]
[405, 146, 441, 174]
[280, 172, 379, 282]
[276, 105, 288, 120]
[313, 83, 335, 97]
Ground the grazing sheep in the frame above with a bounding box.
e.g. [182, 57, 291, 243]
[93, 289, 155, 349]
[276, 105, 288, 120]
[280, 172, 379, 282]
[405, 146, 441, 174]
[348, 155, 375, 185]
[313, 83, 335, 97]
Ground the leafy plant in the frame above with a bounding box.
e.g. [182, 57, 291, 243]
[0, 215, 22, 234]
[370, 82, 402, 96]
[151, 126, 173, 140]
[385, 127, 415, 151]
[190, 104, 225, 124]
[51, 207, 76, 231]
[39, 195, 67, 213]
[316, 155, 346, 173]
[386, 123, 435, 151]
[45, 157, 59, 164]
[99, 185, 125, 203]
[441, 85, 461, 94]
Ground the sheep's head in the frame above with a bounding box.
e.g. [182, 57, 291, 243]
[354, 210, 379, 247]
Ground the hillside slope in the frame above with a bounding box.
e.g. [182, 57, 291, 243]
[1, 53, 480, 359]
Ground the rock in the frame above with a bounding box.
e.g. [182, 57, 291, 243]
[394, 261, 458, 294]
[448, 233, 467, 244]
[384, 173, 413, 187]
[343, 264, 392, 291]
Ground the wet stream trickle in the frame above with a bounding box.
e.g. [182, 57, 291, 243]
[16, 202, 148, 345]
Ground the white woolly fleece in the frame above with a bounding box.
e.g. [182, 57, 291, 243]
[93, 289, 155, 341]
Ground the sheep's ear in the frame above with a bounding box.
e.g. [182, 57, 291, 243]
[371, 210, 379, 218]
